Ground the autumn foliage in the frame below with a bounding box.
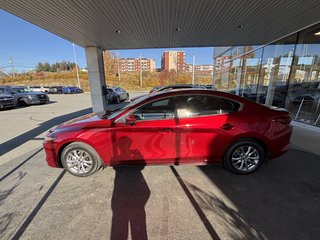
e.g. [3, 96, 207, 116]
[0, 51, 213, 91]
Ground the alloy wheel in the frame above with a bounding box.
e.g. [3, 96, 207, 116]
[231, 145, 260, 172]
[66, 149, 93, 174]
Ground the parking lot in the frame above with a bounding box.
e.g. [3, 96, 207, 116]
[1, 93, 320, 240]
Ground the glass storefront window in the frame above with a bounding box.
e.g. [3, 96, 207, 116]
[286, 25, 320, 126]
[213, 49, 232, 91]
[257, 36, 296, 107]
[213, 23, 320, 127]
[228, 47, 244, 94]
[239, 46, 263, 101]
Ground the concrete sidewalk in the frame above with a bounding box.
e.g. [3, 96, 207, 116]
[291, 122, 320, 156]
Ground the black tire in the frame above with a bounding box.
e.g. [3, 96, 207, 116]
[115, 96, 120, 104]
[224, 139, 265, 174]
[61, 142, 102, 177]
[18, 98, 29, 107]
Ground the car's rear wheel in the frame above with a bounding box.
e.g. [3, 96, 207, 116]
[61, 142, 101, 177]
[224, 140, 265, 174]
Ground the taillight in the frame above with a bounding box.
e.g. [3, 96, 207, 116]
[272, 115, 292, 124]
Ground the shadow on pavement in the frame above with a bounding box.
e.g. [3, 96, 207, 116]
[198, 147, 320, 239]
[110, 136, 150, 240]
[111, 166, 150, 240]
[10, 170, 66, 239]
[0, 171, 27, 239]
[0, 107, 92, 156]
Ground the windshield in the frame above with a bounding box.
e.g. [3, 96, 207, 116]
[12, 87, 32, 93]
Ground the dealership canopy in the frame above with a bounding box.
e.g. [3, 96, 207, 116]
[1, 0, 320, 49]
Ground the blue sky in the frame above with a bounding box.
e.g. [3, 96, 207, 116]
[0, 9, 214, 73]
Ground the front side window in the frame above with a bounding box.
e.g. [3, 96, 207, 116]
[177, 95, 240, 118]
[132, 97, 175, 121]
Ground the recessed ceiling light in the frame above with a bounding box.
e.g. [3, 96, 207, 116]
[175, 27, 182, 31]
[314, 31, 320, 36]
[237, 24, 244, 29]
[115, 30, 121, 34]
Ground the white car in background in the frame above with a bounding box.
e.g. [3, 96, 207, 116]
[29, 86, 50, 93]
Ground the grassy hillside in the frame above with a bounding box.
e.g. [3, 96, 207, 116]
[0, 71, 213, 91]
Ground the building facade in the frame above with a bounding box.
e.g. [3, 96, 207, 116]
[119, 58, 155, 72]
[186, 64, 214, 75]
[213, 23, 320, 127]
[161, 51, 185, 72]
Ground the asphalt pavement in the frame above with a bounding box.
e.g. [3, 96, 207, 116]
[1, 93, 320, 240]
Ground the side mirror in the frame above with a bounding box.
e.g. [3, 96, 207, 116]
[11, 92, 16, 95]
[125, 114, 136, 126]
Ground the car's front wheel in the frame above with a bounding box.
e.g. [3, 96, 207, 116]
[18, 98, 29, 107]
[61, 142, 101, 177]
[224, 140, 265, 174]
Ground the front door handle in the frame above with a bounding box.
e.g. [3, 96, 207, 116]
[160, 128, 173, 132]
[221, 123, 234, 130]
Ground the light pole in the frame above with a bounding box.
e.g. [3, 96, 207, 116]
[192, 53, 195, 84]
[116, 52, 121, 82]
[72, 43, 81, 88]
[140, 53, 143, 87]
[9, 57, 15, 79]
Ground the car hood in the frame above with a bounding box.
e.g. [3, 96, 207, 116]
[53, 112, 112, 131]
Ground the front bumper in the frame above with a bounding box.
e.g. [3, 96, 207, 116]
[0, 100, 15, 109]
[43, 141, 61, 168]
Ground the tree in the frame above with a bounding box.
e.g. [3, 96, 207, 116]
[35, 62, 44, 72]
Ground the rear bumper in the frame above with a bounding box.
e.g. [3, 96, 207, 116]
[268, 125, 292, 159]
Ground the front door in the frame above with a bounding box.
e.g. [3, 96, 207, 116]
[109, 97, 177, 165]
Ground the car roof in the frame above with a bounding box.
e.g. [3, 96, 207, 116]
[146, 88, 246, 102]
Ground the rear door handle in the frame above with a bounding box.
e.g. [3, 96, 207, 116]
[160, 128, 173, 132]
[221, 123, 234, 130]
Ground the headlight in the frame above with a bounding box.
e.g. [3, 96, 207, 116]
[44, 136, 56, 142]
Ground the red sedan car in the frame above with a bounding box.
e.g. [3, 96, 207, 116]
[43, 89, 292, 177]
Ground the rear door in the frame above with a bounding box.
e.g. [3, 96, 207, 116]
[175, 95, 241, 163]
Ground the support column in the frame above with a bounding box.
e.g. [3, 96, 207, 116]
[85, 46, 107, 113]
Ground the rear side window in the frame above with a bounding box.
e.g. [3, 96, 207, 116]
[177, 95, 240, 118]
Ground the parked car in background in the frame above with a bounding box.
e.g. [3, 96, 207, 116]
[0, 86, 49, 106]
[104, 88, 116, 103]
[48, 86, 67, 94]
[0, 89, 15, 109]
[44, 89, 292, 177]
[64, 86, 84, 94]
[203, 84, 217, 90]
[112, 87, 129, 104]
[131, 84, 206, 102]
[150, 86, 162, 93]
[29, 86, 50, 93]
[152, 84, 206, 93]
